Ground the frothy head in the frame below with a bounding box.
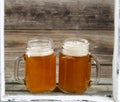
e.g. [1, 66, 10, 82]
[26, 47, 54, 57]
[62, 38, 89, 56]
[26, 38, 54, 57]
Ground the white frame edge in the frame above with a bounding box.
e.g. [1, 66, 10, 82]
[0, 0, 5, 100]
[0, 0, 115, 101]
[2, 95, 114, 102]
[113, 0, 120, 102]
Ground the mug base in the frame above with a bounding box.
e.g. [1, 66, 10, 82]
[58, 86, 88, 94]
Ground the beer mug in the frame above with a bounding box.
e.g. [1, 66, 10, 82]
[58, 38, 100, 93]
[14, 38, 56, 93]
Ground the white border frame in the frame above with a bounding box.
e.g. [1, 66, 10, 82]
[113, 0, 120, 102]
[0, 0, 5, 100]
[0, 0, 115, 101]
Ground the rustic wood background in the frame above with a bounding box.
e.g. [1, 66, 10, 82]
[5, 0, 114, 29]
[5, 0, 114, 96]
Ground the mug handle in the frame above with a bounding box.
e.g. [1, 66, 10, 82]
[14, 55, 25, 84]
[90, 54, 101, 85]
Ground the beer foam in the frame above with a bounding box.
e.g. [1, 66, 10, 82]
[62, 40, 89, 56]
[26, 47, 54, 57]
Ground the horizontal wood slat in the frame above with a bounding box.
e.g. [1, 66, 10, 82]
[5, 0, 114, 29]
[5, 83, 112, 96]
[5, 29, 114, 55]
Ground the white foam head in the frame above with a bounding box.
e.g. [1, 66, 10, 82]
[62, 38, 89, 56]
[26, 47, 54, 57]
[26, 38, 54, 57]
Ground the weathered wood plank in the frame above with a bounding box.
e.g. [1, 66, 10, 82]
[5, 29, 114, 55]
[5, 84, 112, 96]
[5, 0, 114, 29]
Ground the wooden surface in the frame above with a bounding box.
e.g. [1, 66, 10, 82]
[5, 29, 113, 96]
[5, 0, 114, 29]
[3, 0, 114, 101]
[5, 29, 114, 54]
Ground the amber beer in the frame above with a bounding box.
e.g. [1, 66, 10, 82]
[59, 53, 91, 93]
[58, 38, 99, 93]
[24, 53, 56, 93]
[14, 38, 56, 93]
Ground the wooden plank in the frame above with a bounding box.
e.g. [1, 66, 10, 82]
[5, 83, 112, 96]
[5, 29, 114, 55]
[5, 0, 114, 29]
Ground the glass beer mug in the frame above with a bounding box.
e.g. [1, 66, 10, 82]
[58, 38, 100, 93]
[14, 38, 56, 93]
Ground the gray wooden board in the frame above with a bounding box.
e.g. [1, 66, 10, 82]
[5, 0, 114, 29]
[5, 29, 114, 54]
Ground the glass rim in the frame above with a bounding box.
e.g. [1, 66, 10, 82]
[27, 37, 53, 48]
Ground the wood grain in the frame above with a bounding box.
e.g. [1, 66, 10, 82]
[5, 29, 114, 54]
[5, 83, 112, 96]
[5, 0, 114, 29]
[4, 0, 114, 96]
